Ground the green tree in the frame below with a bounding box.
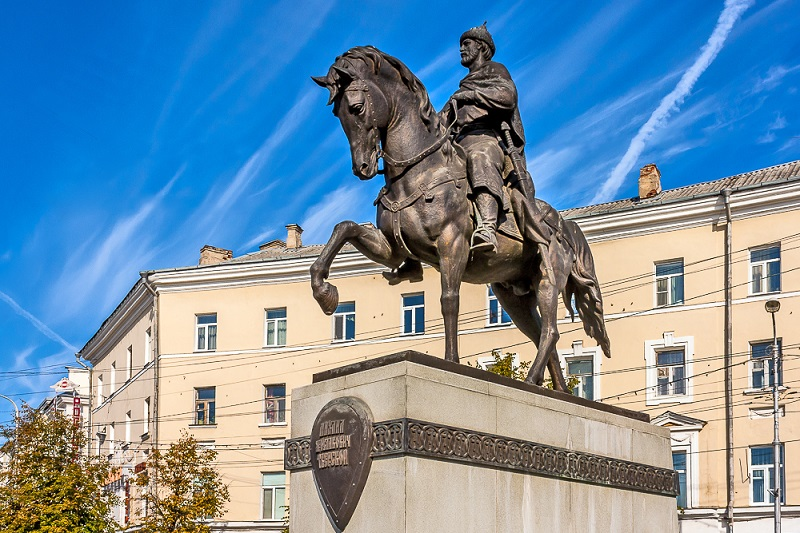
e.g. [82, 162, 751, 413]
[485, 350, 581, 392]
[133, 431, 229, 533]
[0, 405, 117, 533]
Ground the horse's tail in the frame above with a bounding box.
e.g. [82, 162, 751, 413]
[562, 220, 611, 358]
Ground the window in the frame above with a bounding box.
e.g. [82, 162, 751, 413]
[567, 358, 594, 400]
[645, 332, 694, 405]
[402, 293, 425, 334]
[560, 341, 600, 400]
[750, 245, 780, 294]
[125, 411, 131, 445]
[655, 260, 684, 306]
[673, 451, 687, 508]
[97, 374, 104, 404]
[126, 346, 132, 381]
[110, 362, 116, 394]
[144, 328, 152, 364]
[109, 423, 115, 456]
[332, 302, 355, 342]
[264, 385, 286, 424]
[750, 445, 785, 505]
[194, 387, 216, 425]
[265, 308, 287, 347]
[143, 398, 150, 436]
[196, 314, 217, 351]
[656, 349, 686, 396]
[487, 286, 512, 326]
[261, 472, 287, 520]
[751, 340, 783, 389]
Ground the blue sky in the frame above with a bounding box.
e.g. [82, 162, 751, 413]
[0, 0, 798, 422]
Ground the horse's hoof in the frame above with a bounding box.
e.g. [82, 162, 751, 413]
[313, 282, 339, 315]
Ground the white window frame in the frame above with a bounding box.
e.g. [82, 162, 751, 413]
[196, 313, 218, 352]
[126, 346, 132, 381]
[749, 445, 785, 505]
[486, 286, 512, 327]
[652, 412, 704, 509]
[109, 422, 115, 456]
[654, 259, 684, 307]
[261, 472, 287, 521]
[263, 384, 287, 426]
[401, 293, 425, 335]
[144, 328, 152, 365]
[558, 340, 602, 401]
[749, 244, 781, 295]
[645, 332, 694, 406]
[125, 411, 131, 445]
[110, 362, 116, 394]
[332, 302, 356, 342]
[748, 339, 783, 391]
[97, 374, 104, 404]
[264, 308, 287, 347]
[143, 398, 150, 436]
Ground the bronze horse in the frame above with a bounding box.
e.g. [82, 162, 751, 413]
[310, 46, 609, 389]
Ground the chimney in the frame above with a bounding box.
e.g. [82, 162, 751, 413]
[199, 245, 233, 265]
[638, 163, 662, 199]
[285, 224, 303, 249]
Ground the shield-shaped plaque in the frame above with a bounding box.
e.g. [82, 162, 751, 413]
[311, 397, 373, 531]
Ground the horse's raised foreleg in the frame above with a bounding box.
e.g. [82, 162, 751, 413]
[311, 221, 402, 315]
[437, 229, 469, 363]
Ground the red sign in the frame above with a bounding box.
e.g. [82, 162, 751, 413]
[73, 396, 81, 426]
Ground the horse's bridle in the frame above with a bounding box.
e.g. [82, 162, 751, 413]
[346, 78, 458, 175]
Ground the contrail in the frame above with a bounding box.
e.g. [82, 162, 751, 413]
[591, 0, 754, 204]
[0, 290, 77, 352]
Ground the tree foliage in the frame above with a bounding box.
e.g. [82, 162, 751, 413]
[133, 431, 229, 533]
[0, 405, 117, 533]
[485, 350, 582, 392]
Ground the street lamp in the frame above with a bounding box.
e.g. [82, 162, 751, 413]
[0, 393, 19, 427]
[765, 299, 781, 533]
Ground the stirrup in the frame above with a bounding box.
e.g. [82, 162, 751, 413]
[471, 226, 498, 252]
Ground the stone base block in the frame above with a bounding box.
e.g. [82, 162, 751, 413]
[286, 351, 678, 533]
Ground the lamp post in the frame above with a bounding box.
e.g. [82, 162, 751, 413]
[765, 299, 781, 533]
[0, 393, 19, 427]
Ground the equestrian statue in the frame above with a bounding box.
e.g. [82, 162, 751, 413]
[310, 24, 610, 390]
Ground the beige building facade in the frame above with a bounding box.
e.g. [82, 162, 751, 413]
[80, 160, 800, 532]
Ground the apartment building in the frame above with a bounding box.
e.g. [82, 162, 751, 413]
[79, 160, 800, 532]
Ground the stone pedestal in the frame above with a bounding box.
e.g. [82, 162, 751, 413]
[286, 351, 678, 533]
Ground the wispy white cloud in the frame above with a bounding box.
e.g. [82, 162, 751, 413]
[591, 0, 754, 204]
[195, 90, 317, 238]
[757, 113, 787, 144]
[0, 293, 76, 352]
[528, 147, 579, 188]
[752, 64, 800, 94]
[299, 184, 367, 244]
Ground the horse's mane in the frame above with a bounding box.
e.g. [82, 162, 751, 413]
[334, 46, 442, 134]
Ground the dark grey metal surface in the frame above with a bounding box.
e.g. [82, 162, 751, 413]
[309, 31, 611, 391]
[288, 418, 678, 497]
[309, 397, 374, 531]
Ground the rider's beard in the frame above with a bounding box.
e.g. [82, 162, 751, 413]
[460, 50, 477, 67]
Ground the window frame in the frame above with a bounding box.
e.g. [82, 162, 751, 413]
[144, 328, 152, 365]
[126, 345, 132, 381]
[193, 387, 216, 426]
[486, 286, 512, 327]
[401, 293, 425, 335]
[558, 340, 602, 401]
[263, 384, 287, 426]
[332, 302, 356, 342]
[749, 244, 781, 295]
[195, 313, 218, 352]
[264, 308, 287, 347]
[655, 349, 687, 397]
[749, 445, 785, 505]
[143, 397, 150, 437]
[749, 339, 783, 390]
[654, 259, 684, 307]
[645, 333, 694, 406]
[261, 472, 287, 521]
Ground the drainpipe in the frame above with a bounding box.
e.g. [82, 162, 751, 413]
[74, 354, 92, 457]
[723, 189, 735, 532]
[140, 273, 159, 450]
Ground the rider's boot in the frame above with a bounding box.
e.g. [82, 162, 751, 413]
[382, 259, 424, 285]
[471, 192, 499, 253]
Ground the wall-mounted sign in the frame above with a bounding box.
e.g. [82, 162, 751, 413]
[310, 397, 373, 531]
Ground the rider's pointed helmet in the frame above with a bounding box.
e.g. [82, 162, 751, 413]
[460, 22, 495, 59]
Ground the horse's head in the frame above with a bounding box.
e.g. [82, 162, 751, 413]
[313, 62, 390, 180]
